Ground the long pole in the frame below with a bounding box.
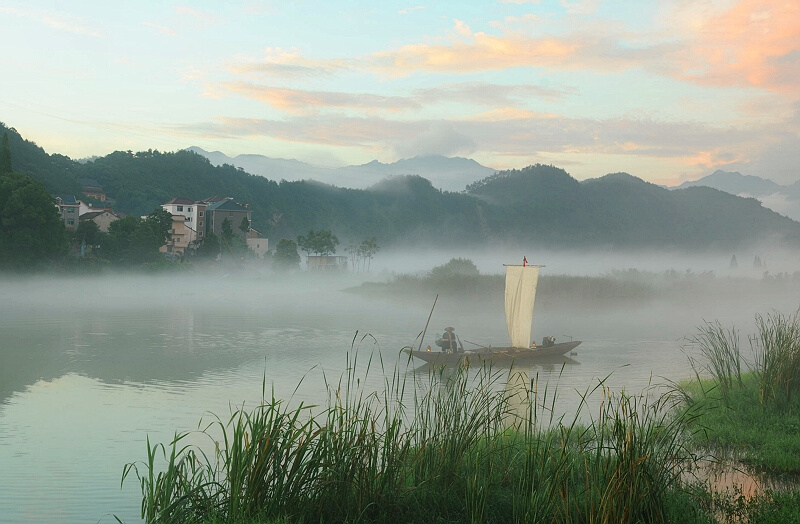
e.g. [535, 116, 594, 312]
[418, 294, 438, 352]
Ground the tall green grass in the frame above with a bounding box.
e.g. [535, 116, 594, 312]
[684, 320, 743, 402]
[122, 345, 704, 523]
[753, 311, 800, 407]
[685, 309, 800, 410]
[682, 309, 800, 475]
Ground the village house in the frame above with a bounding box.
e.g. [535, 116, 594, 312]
[306, 255, 348, 271]
[77, 178, 107, 202]
[54, 195, 80, 231]
[246, 228, 269, 258]
[161, 197, 207, 240]
[78, 200, 114, 216]
[160, 214, 196, 258]
[204, 197, 251, 241]
[80, 210, 119, 233]
[160, 195, 265, 259]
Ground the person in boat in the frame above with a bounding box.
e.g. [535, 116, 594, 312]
[435, 327, 460, 353]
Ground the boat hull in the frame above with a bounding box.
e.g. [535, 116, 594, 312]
[403, 341, 581, 365]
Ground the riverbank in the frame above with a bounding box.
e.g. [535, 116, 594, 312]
[121, 311, 800, 523]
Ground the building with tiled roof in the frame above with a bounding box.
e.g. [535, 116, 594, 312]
[80, 210, 119, 233]
[77, 178, 107, 202]
[205, 198, 251, 241]
[54, 195, 79, 231]
[162, 197, 207, 240]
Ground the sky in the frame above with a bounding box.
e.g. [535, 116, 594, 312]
[1, 0, 798, 186]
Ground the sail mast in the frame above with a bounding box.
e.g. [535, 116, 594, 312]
[504, 265, 540, 348]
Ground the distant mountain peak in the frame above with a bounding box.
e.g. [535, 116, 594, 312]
[186, 147, 495, 192]
[671, 169, 800, 221]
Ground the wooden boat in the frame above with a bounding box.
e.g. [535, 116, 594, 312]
[404, 263, 582, 365]
[403, 340, 581, 365]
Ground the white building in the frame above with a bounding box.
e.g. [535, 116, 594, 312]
[161, 197, 207, 239]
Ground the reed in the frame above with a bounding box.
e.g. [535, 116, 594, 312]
[122, 350, 704, 523]
[752, 310, 800, 407]
[681, 309, 800, 476]
[684, 309, 800, 411]
[684, 320, 744, 401]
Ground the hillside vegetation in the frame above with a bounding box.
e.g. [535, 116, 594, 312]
[4, 122, 799, 250]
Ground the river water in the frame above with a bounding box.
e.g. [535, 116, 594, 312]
[1, 268, 798, 523]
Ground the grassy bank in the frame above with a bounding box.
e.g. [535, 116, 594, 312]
[122, 350, 713, 523]
[120, 310, 800, 523]
[681, 311, 800, 475]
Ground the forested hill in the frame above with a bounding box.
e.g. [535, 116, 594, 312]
[3, 122, 799, 250]
[466, 165, 800, 249]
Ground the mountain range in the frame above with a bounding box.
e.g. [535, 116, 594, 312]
[672, 170, 800, 221]
[189, 147, 800, 222]
[185, 147, 496, 192]
[3, 121, 799, 251]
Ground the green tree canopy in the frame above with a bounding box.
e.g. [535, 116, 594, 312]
[100, 208, 171, 265]
[0, 173, 68, 269]
[430, 258, 479, 279]
[0, 132, 11, 174]
[221, 217, 234, 241]
[358, 237, 379, 271]
[297, 229, 339, 256]
[273, 238, 300, 270]
[74, 220, 102, 246]
[197, 231, 221, 260]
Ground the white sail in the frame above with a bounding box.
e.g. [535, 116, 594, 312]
[505, 265, 540, 348]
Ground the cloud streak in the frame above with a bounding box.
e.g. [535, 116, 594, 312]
[0, 6, 103, 37]
[174, 108, 798, 175]
[218, 80, 571, 113]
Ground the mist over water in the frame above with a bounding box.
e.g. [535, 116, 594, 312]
[1, 248, 799, 523]
[373, 245, 800, 277]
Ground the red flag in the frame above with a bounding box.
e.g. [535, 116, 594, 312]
[523, 256, 527, 267]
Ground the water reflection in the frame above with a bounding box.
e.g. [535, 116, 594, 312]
[1, 273, 799, 523]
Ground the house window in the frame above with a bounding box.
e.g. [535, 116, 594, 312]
[177, 206, 184, 212]
[199, 211, 204, 217]
[199, 231, 203, 236]
[199, 221, 203, 227]
[186, 216, 191, 221]
[67, 219, 74, 226]
[188, 207, 192, 212]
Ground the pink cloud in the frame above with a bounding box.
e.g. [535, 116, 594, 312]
[227, 49, 348, 79]
[671, 0, 800, 94]
[221, 82, 420, 114]
[365, 3, 798, 97]
[370, 26, 581, 76]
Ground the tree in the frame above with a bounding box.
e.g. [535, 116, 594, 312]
[297, 229, 339, 256]
[0, 132, 11, 174]
[197, 231, 221, 260]
[430, 258, 479, 279]
[273, 238, 300, 270]
[296, 230, 314, 257]
[146, 208, 173, 242]
[357, 237, 380, 272]
[221, 217, 234, 242]
[74, 220, 102, 247]
[100, 208, 172, 265]
[239, 216, 250, 235]
[0, 173, 69, 269]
